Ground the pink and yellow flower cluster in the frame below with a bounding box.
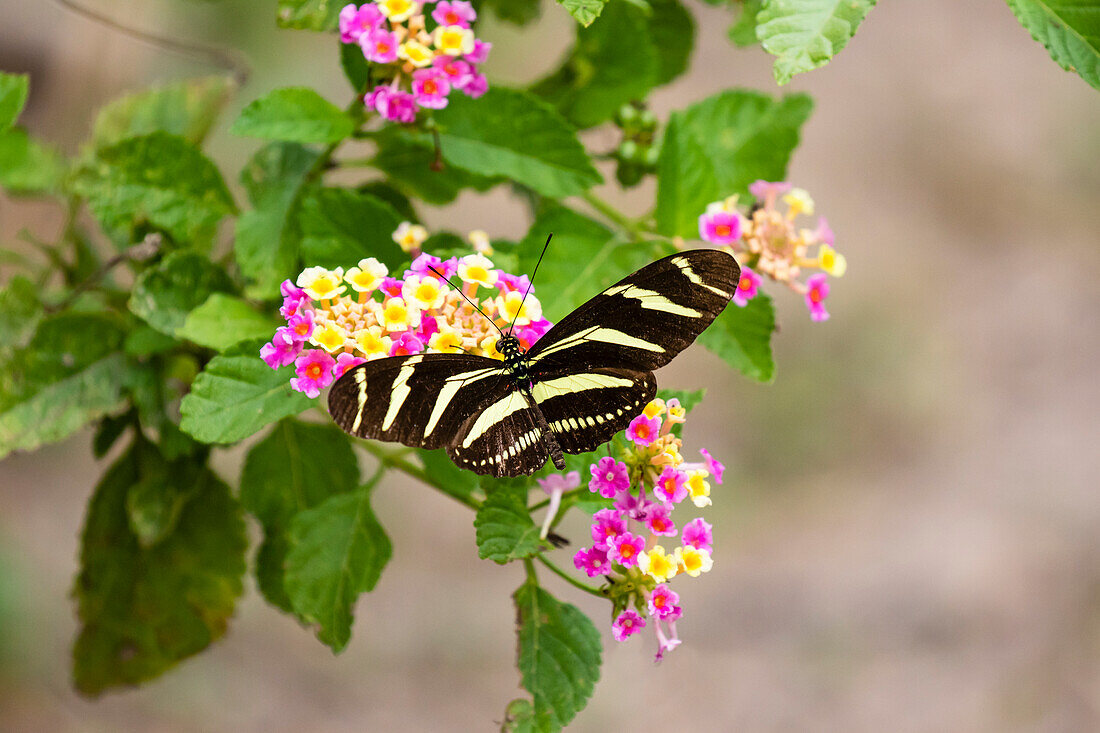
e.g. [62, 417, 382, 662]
[259, 224, 552, 397]
[339, 1, 491, 123]
[698, 180, 845, 321]
[557, 398, 723, 662]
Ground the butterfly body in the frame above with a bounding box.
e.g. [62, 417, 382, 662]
[328, 249, 739, 477]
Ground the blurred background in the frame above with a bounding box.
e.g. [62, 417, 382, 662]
[2, 0, 1099, 730]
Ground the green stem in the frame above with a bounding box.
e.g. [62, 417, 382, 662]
[358, 440, 481, 510]
[580, 190, 639, 239]
[536, 554, 606, 598]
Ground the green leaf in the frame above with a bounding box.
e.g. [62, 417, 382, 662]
[340, 42, 372, 93]
[284, 478, 392, 652]
[756, 0, 877, 84]
[73, 132, 236, 244]
[514, 582, 601, 730]
[501, 698, 540, 733]
[277, 0, 342, 30]
[0, 313, 128, 459]
[481, 0, 543, 24]
[73, 440, 246, 696]
[0, 72, 29, 131]
[0, 275, 42, 351]
[235, 142, 321, 298]
[177, 293, 280, 351]
[558, 0, 608, 26]
[729, 0, 766, 46]
[517, 206, 614, 321]
[370, 128, 499, 205]
[533, 0, 660, 128]
[648, 0, 696, 85]
[698, 293, 776, 382]
[179, 339, 313, 444]
[128, 251, 235, 336]
[231, 87, 355, 144]
[433, 87, 602, 199]
[1006, 0, 1100, 90]
[475, 484, 541, 564]
[418, 448, 480, 502]
[655, 90, 812, 238]
[91, 76, 235, 149]
[125, 451, 209, 547]
[0, 128, 66, 195]
[298, 187, 405, 269]
[241, 419, 360, 612]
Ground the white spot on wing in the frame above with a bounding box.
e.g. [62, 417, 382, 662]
[382, 356, 423, 432]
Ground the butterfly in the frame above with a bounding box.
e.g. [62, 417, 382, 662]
[327, 248, 740, 477]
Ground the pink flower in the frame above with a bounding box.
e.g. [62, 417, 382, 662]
[699, 210, 742, 246]
[653, 466, 688, 505]
[409, 253, 443, 278]
[805, 273, 830, 321]
[515, 326, 541, 350]
[608, 531, 645, 568]
[749, 180, 792, 203]
[412, 68, 451, 109]
[432, 0, 476, 28]
[700, 448, 724, 484]
[389, 331, 424, 356]
[260, 328, 301, 369]
[432, 55, 474, 88]
[614, 488, 649, 520]
[815, 216, 835, 246]
[496, 272, 531, 294]
[461, 72, 488, 98]
[333, 352, 366, 378]
[590, 508, 627, 550]
[645, 505, 677, 537]
[285, 312, 314, 342]
[360, 27, 399, 63]
[379, 277, 404, 298]
[732, 267, 761, 307]
[367, 86, 417, 123]
[339, 3, 384, 43]
[648, 584, 680, 620]
[415, 313, 438, 342]
[280, 279, 309, 318]
[625, 414, 661, 447]
[538, 470, 580, 494]
[589, 456, 629, 499]
[681, 517, 713, 553]
[654, 619, 681, 661]
[612, 610, 646, 642]
[573, 546, 610, 577]
[466, 39, 492, 64]
[290, 349, 336, 398]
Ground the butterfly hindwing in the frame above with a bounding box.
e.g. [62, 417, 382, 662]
[526, 249, 739, 374]
[531, 367, 656, 454]
[328, 353, 504, 449]
[447, 389, 550, 477]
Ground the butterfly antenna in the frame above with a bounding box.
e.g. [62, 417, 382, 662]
[509, 233, 553, 334]
[428, 265, 505, 337]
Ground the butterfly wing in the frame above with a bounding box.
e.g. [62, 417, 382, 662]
[530, 366, 656, 454]
[525, 249, 739, 375]
[445, 387, 550, 477]
[328, 353, 504, 450]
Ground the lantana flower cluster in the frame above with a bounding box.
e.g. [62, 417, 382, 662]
[259, 225, 551, 398]
[339, 1, 491, 123]
[543, 399, 723, 662]
[698, 180, 846, 321]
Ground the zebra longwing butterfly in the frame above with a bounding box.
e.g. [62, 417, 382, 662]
[327, 249, 740, 477]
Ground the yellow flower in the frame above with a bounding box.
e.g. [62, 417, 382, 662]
[310, 323, 348, 353]
[429, 327, 464, 353]
[818, 244, 847, 277]
[393, 221, 429, 252]
[494, 290, 540, 326]
[675, 546, 713, 578]
[432, 25, 475, 56]
[376, 0, 416, 22]
[402, 274, 446, 310]
[783, 188, 815, 218]
[480, 334, 505, 360]
[355, 326, 392, 358]
[685, 470, 711, 508]
[468, 229, 493, 256]
[643, 398, 665, 420]
[398, 40, 435, 67]
[457, 254, 498, 287]
[297, 266, 346, 301]
[380, 297, 419, 332]
[345, 257, 389, 293]
[665, 397, 686, 424]
[639, 545, 677, 583]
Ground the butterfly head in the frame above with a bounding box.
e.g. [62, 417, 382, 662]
[496, 334, 523, 358]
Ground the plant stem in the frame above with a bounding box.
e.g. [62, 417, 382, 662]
[580, 190, 640, 239]
[536, 554, 606, 598]
[358, 440, 481, 510]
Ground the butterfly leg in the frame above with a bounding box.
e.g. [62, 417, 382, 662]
[521, 387, 566, 470]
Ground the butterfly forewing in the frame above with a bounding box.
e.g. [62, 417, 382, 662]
[447, 389, 549, 477]
[526, 249, 739, 374]
[328, 353, 505, 449]
[531, 367, 656, 454]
